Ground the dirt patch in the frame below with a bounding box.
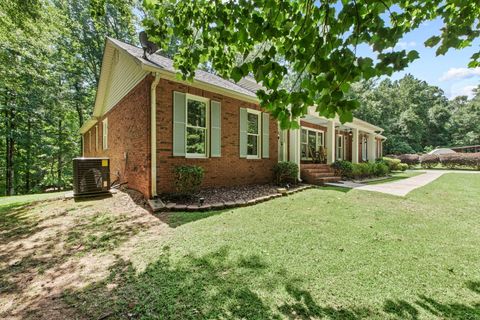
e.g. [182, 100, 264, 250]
[160, 183, 301, 206]
[0, 191, 170, 320]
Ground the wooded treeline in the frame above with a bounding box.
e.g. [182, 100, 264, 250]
[349, 76, 480, 155]
[0, 0, 139, 195]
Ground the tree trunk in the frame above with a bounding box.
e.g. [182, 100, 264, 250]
[57, 119, 63, 190]
[25, 118, 31, 193]
[5, 107, 15, 196]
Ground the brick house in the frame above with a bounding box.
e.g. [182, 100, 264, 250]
[81, 38, 386, 199]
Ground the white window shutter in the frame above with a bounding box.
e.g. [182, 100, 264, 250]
[262, 112, 270, 158]
[173, 91, 186, 156]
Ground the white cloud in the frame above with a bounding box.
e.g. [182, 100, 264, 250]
[440, 67, 480, 82]
[395, 41, 417, 49]
[450, 85, 477, 99]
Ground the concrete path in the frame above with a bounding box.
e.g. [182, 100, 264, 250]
[326, 170, 479, 197]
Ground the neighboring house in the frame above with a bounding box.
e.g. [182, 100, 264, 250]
[450, 145, 480, 153]
[428, 148, 456, 155]
[80, 38, 386, 198]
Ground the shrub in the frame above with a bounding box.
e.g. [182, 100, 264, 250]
[398, 163, 408, 171]
[382, 157, 402, 171]
[439, 153, 480, 170]
[173, 165, 204, 196]
[331, 160, 353, 178]
[419, 154, 440, 169]
[395, 154, 420, 167]
[373, 162, 389, 177]
[351, 163, 371, 179]
[273, 161, 298, 185]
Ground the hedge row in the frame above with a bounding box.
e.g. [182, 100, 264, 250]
[332, 160, 389, 180]
[390, 153, 480, 170]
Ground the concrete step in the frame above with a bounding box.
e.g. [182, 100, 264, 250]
[302, 168, 333, 174]
[302, 175, 342, 185]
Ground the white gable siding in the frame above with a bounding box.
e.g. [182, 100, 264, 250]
[103, 50, 148, 114]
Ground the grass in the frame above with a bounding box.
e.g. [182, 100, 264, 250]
[60, 173, 480, 319]
[0, 190, 65, 207]
[363, 171, 424, 185]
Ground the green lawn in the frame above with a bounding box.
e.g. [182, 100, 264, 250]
[363, 171, 424, 185]
[61, 173, 480, 320]
[0, 190, 65, 207]
[1, 175, 479, 319]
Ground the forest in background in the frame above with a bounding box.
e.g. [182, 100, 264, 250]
[1, 0, 479, 195]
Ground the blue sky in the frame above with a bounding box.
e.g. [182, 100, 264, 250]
[356, 18, 480, 99]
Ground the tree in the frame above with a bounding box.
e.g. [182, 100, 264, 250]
[142, 0, 480, 128]
[449, 87, 480, 147]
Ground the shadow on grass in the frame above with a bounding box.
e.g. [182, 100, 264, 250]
[319, 186, 351, 193]
[384, 282, 480, 320]
[157, 209, 229, 228]
[0, 203, 43, 242]
[60, 246, 375, 320]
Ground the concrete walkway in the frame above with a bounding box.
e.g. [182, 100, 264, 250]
[327, 170, 479, 197]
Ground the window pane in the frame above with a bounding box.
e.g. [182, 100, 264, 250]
[301, 144, 307, 158]
[301, 129, 307, 143]
[247, 113, 259, 134]
[247, 134, 258, 156]
[308, 131, 316, 148]
[317, 132, 323, 146]
[187, 99, 206, 127]
[186, 127, 206, 154]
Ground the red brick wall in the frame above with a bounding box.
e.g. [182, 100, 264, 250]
[155, 79, 279, 194]
[300, 120, 327, 132]
[83, 76, 152, 197]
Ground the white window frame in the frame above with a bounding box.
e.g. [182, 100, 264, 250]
[246, 108, 262, 159]
[362, 136, 367, 161]
[185, 94, 210, 158]
[102, 118, 108, 150]
[95, 125, 99, 151]
[300, 127, 324, 160]
[336, 134, 344, 160]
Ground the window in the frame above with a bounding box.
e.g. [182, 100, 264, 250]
[247, 110, 261, 158]
[186, 95, 209, 157]
[362, 137, 367, 161]
[336, 135, 344, 160]
[301, 128, 324, 160]
[102, 118, 108, 150]
[95, 125, 99, 151]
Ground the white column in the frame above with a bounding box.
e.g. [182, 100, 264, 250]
[288, 125, 301, 180]
[352, 128, 359, 164]
[367, 134, 377, 162]
[326, 120, 336, 164]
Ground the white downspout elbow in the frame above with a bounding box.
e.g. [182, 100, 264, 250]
[151, 72, 161, 198]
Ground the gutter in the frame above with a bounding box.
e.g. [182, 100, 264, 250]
[150, 72, 161, 198]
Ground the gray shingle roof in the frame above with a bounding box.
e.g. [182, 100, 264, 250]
[108, 37, 259, 99]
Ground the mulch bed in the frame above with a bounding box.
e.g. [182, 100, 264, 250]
[160, 183, 308, 207]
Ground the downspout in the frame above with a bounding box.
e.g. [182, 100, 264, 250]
[151, 72, 161, 198]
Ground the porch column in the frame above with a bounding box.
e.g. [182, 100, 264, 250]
[288, 122, 301, 180]
[326, 119, 336, 164]
[352, 128, 359, 164]
[367, 134, 377, 162]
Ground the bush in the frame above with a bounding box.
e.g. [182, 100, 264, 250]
[419, 154, 440, 168]
[173, 165, 204, 196]
[398, 163, 408, 171]
[381, 157, 402, 171]
[273, 161, 298, 185]
[439, 153, 480, 170]
[373, 162, 389, 177]
[331, 160, 353, 178]
[395, 154, 420, 167]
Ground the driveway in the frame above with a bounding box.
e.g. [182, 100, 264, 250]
[329, 170, 480, 196]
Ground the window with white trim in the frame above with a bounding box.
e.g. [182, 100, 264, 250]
[362, 136, 367, 161]
[301, 128, 324, 160]
[186, 94, 209, 157]
[102, 118, 108, 150]
[95, 125, 99, 151]
[336, 135, 344, 160]
[247, 109, 261, 158]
